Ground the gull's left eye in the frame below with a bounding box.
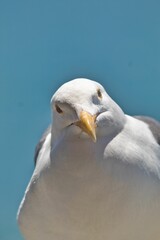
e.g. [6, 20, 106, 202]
[55, 104, 63, 114]
[97, 89, 102, 99]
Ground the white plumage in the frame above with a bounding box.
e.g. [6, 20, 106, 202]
[18, 78, 160, 240]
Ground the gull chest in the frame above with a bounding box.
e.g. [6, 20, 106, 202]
[21, 139, 160, 240]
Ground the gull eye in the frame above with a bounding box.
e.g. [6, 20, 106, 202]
[97, 89, 102, 99]
[55, 104, 63, 114]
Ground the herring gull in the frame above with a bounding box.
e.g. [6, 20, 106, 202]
[17, 78, 160, 240]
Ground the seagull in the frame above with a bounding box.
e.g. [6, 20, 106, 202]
[17, 78, 160, 240]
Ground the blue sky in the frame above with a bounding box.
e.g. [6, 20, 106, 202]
[1, 0, 160, 239]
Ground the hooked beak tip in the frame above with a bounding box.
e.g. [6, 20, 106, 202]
[92, 134, 97, 143]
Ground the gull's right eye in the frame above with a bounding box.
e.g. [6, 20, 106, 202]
[55, 104, 63, 114]
[97, 89, 102, 99]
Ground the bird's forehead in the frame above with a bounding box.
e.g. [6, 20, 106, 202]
[52, 79, 102, 104]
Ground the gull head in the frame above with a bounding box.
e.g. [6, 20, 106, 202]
[51, 78, 125, 142]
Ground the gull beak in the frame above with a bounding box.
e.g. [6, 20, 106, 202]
[75, 111, 97, 142]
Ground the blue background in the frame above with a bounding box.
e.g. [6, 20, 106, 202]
[1, 0, 160, 239]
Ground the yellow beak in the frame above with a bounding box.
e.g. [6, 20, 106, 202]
[75, 111, 97, 142]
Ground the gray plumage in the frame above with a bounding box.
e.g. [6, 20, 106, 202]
[34, 126, 51, 165]
[134, 116, 160, 145]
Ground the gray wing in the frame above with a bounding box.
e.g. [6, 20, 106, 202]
[134, 116, 160, 145]
[34, 126, 51, 165]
